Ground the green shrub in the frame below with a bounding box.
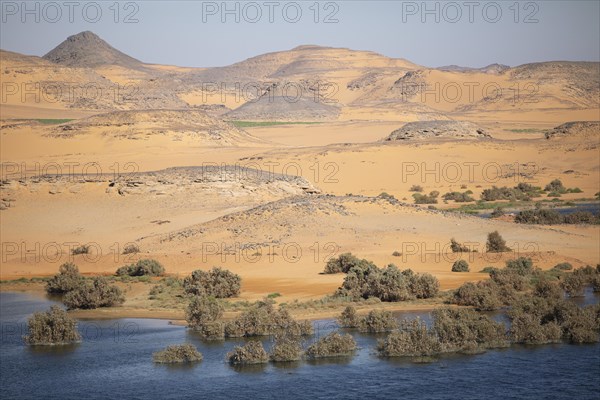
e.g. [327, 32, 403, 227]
[392, 251, 402, 257]
[377, 318, 441, 357]
[269, 335, 303, 362]
[45, 263, 84, 294]
[489, 269, 528, 291]
[509, 313, 562, 344]
[486, 231, 511, 253]
[153, 344, 203, 363]
[183, 267, 241, 298]
[490, 208, 505, 218]
[544, 179, 565, 193]
[409, 185, 423, 192]
[62, 277, 124, 310]
[553, 262, 573, 271]
[116, 259, 165, 277]
[560, 273, 586, 297]
[227, 341, 269, 365]
[24, 306, 81, 345]
[305, 332, 357, 359]
[443, 191, 475, 202]
[515, 209, 562, 224]
[451, 260, 470, 272]
[358, 310, 398, 333]
[338, 306, 360, 328]
[122, 244, 140, 254]
[505, 257, 534, 276]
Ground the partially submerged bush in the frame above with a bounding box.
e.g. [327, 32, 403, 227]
[224, 300, 312, 338]
[24, 306, 81, 345]
[186, 296, 224, 339]
[116, 259, 165, 277]
[451, 260, 470, 272]
[358, 310, 398, 333]
[46, 263, 84, 294]
[227, 341, 269, 365]
[338, 306, 360, 328]
[377, 318, 440, 357]
[432, 308, 508, 352]
[62, 277, 124, 310]
[183, 267, 241, 298]
[560, 272, 586, 297]
[153, 344, 203, 364]
[486, 231, 512, 253]
[305, 332, 357, 359]
[269, 335, 303, 362]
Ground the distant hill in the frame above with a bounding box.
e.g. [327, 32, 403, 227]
[43, 31, 143, 68]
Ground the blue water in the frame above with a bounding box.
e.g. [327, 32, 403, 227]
[1, 292, 599, 400]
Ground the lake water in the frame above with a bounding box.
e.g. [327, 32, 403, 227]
[1, 291, 599, 400]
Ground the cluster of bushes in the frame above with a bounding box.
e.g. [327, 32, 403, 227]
[378, 309, 507, 358]
[515, 209, 599, 225]
[544, 179, 582, 197]
[269, 334, 304, 362]
[45, 263, 124, 310]
[443, 191, 474, 203]
[413, 191, 439, 204]
[153, 344, 203, 364]
[183, 267, 241, 298]
[186, 297, 312, 340]
[116, 259, 165, 277]
[333, 262, 439, 301]
[24, 306, 81, 345]
[560, 265, 600, 297]
[63, 277, 125, 310]
[358, 309, 398, 333]
[481, 183, 541, 202]
[508, 295, 599, 344]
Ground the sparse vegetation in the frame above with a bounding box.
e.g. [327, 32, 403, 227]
[480, 184, 542, 202]
[515, 209, 599, 225]
[227, 341, 269, 365]
[413, 191, 439, 204]
[62, 277, 125, 310]
[443, 191, 475, 202]
[71, 245, 90, 255]
[183, 267, 241, 298]
[153, 344, 203, 363]
[409, 185, 423, 192]
[450, 238, 471, 253]
[305, 332, 357, 359]
[122, 244, 140, 254]
[24, 306, 81, 345]
[451, 260, 470, 272]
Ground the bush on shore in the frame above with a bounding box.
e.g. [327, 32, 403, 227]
[116, 259, 165, 277]
[183, 267, 241, 298]
[452, 281, 503, 311]
[153, 344, 203, 363]
[305, 332, 357, 359]
[450, 238, 471, 253]
[227, 341, 269, 365]
[45, 263, 84, 294]
[335, 263, 439, 301]
[24, 306, 81, 345]
[62, 277, 124, 310]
